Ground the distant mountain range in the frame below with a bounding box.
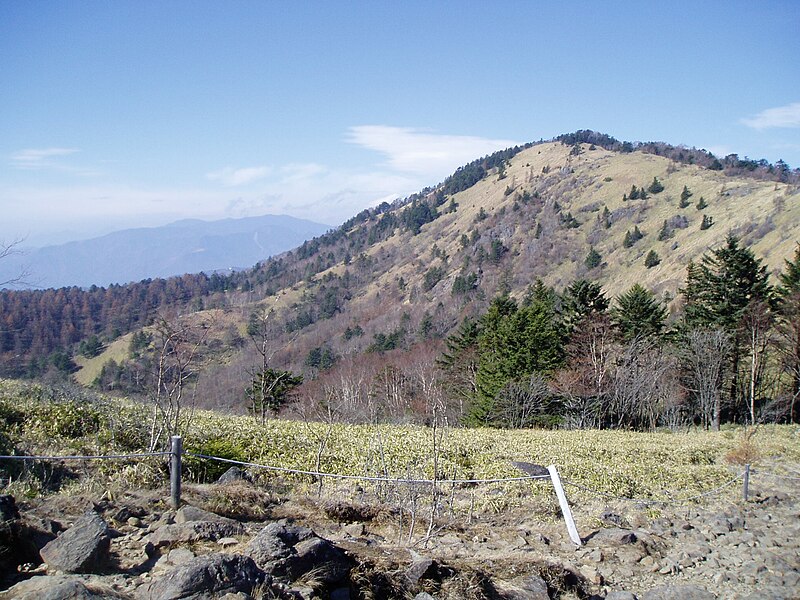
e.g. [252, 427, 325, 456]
[1, 214, 331, 289]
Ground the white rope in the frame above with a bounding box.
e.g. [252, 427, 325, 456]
[751, 469, 800, 482]
[563, 471, 745, 506]
[0, 452, 171, 461]
[186, 452, 551, 485]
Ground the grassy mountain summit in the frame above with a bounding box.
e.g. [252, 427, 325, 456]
[3, 133, 799, 417]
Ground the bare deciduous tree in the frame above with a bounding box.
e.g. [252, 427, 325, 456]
[490, 374, 552, 429]
[610, 338, 677, 430]
[680, 329, 731, 430]
[246, 303, 302, 423]
[741, 301, 776, 424]
[148, 313, 212, 451]
[0, 239, 30, 288]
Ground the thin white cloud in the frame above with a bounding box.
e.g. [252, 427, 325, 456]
[10, 147, 80, 169]
[741, 102, 800, 130]
[206, 165, 272, 186]
[347, 125, 519, 178]
[4, 126, 521, 244]
[279, 163, 328, 182]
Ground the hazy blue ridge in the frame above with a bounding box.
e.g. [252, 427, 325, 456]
[1, 214, 330, 289]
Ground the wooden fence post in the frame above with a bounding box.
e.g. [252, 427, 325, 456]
[743, 463, 750, 502]
[170, 435, 182, 509]
[547, 464, 582, 547]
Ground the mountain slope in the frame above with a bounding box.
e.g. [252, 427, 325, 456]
[173, 139, 800, 410]
[4, 134, 798, 410]
[1, 214, 331, 289]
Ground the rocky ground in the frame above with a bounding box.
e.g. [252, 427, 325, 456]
[0, 465, 797, 600]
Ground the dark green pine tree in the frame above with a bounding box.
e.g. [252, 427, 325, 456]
[648, 177, 665, 194]
[471, 294, 563, 425]
[779, 244, 800, 294]
[437, 317, 481, 411]
[681, 236, 774, 416]
[682, 235, 773, 330]
[611, 283, 668, 341]
[247, 368, 303, 422]
[601, 206, 612, 229]
[560, 279, 609, 334]
[777, 244, 800, 416]
[623, 226, 644, 248]
[585, 246, 602, 269]
[657, 220, 672, 241]
[679, 185, 693, 208]
[645, 249, 661, 268]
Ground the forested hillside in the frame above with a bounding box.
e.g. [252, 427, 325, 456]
[2, 131, 799, 430]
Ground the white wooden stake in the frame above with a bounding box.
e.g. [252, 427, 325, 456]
[548, 464, 582, 546]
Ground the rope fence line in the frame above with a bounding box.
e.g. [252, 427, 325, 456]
[1, 437, 797, 546]
[0, 451, 171, 461]
[750, 469, 800, 482]
[186, 452, 552, 486]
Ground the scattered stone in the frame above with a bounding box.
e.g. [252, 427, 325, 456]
[218, 537, 240, 547]
[127, 517, 143, 528]
[39, 511, 111, 574]
[600, 510, 629, 528]
[166, 547, 196, 566]
[606, 592, 637, 600]
[640, 584, 716, 599]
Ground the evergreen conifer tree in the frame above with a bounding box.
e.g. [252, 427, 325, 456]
[679, 185, 693, 208]
[648, 177, 665, 194]
[560, 279, 609, 334]
[611, 283, 668, 341]
[585, 247, 602, 269]
[471, 294, 563, 425]
[645, 249, 661, 268]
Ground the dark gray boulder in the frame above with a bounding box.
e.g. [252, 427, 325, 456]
[404, 557, 437, 588]
[587, 527, 638, 546]
[494, 574, 550, 600]
[217, 466, 252, 485]
[148, 520, 244, 548]
[245, 521, 352, 584]
[175, 505, 241, 526]
[136, 553, 264, 600]
[0, 495, 20, 522]
[0, 574, 108, 599]
[39, 511, 110, 574]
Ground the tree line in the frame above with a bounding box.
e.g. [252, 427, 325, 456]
[293, 236, 799, 431]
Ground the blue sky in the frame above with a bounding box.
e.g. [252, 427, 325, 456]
[1, 1, 798, 246]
